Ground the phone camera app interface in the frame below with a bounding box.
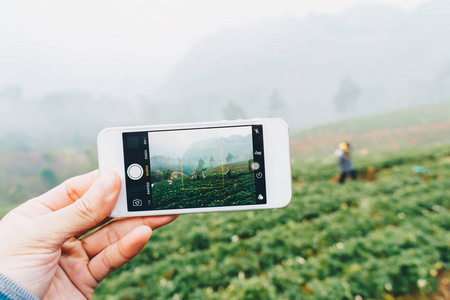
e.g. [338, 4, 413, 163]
[122, 125, 266, 211]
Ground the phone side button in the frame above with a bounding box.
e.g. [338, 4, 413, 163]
[127, 164, 144, 180]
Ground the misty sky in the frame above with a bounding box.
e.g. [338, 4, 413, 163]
[0, 0, 429, 98]
[148, 126, 252, 158]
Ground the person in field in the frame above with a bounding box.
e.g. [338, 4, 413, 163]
[226, 168, 232, 179]
[335, 142, 356, 183]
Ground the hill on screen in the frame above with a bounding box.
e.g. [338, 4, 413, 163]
[149, 134, 253, 170]
[182, 134, 253, 167]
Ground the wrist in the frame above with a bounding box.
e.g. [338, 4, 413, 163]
[0, 273, 39, 300]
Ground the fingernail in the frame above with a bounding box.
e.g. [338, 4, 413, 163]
[96, 170, 117, 196]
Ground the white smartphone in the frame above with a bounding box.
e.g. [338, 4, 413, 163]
[97, 118, 291, 217]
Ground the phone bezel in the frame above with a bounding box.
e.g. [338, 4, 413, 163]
[97, 118, 291, 217]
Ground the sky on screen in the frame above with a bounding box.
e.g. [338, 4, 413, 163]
[148, 126, 252, 158]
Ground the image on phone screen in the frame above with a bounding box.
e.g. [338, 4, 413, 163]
[122, 125, 266, 211]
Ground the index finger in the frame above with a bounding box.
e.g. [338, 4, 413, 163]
[81, 215, 179, 258]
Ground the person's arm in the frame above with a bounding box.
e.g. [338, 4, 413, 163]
[0, 170, 177, 299]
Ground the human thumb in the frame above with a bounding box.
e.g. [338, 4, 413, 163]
[40, 170, 121, 245]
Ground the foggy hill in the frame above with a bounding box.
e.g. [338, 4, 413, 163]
[2, 0, 450, 152]
[290, 100, 450, 158]
[149, 0, 450, 128]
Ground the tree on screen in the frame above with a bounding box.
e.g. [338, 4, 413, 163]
[198, 159, 205, 169]
[163, 168, 173, 180]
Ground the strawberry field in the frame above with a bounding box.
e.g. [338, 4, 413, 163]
[151, 162, 256, 210]
[94, 145, 450, 300]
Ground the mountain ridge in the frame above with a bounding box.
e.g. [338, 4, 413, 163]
[146, 0, 450, 129]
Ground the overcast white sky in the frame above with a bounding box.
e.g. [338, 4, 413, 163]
[0, 0, 429, 98]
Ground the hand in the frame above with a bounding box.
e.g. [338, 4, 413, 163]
[0, 170, 178, 299]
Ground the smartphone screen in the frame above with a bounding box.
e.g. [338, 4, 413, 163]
[122, 125, 266, 212]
